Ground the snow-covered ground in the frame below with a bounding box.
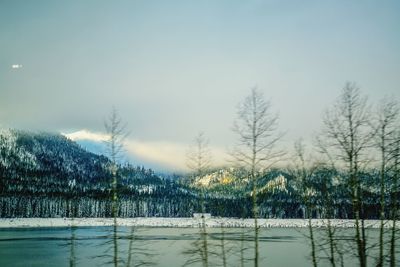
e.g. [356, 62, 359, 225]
[0, 218, 394, 228]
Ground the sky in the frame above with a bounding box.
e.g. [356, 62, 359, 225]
[1, 0, 400, 171]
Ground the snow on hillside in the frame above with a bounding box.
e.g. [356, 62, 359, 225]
[0, 218, 391, 229]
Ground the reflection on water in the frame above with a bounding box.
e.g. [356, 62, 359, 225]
[0, 227, 383, 267]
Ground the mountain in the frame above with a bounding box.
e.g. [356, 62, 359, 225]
[184, 167, 289, 197]
[0, 128, 384, 219]
[1, 129, 108, 176]
[0, 128, 106, 194]
[0, 129, 206, 218]
[0, 129, 167, 195]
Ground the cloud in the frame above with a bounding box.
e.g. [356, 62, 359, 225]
[125, 140, 188, 170]
[63, 129, 229, 171]
[126, 139, 228, 171]
[63, 129, 109, 142]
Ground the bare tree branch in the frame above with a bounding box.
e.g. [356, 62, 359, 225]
[231, 87, 284, 267]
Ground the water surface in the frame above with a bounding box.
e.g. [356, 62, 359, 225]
[0, 226, 385, 266]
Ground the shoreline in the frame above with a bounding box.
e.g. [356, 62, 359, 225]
[0, 218, 394, 229]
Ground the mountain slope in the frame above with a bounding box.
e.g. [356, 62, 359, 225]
[0, 129, 164, 195]
[0, 129, 384, 219]
[0, 129, 203, 217]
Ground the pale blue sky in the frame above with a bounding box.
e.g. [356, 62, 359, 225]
[1, 0, 400, 169]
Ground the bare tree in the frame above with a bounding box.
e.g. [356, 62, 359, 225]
[238, 228, 252, 267]
[320, 82, 373, 267]
[186, 132, 212, 178]
[315, 138, 349, 267]
[185, 132, 211, 267]
[291, 139, 342, 267]
[104, 107, 128, 267]
[388, 129, 400, 267]
[220, 227, 227, 267]
[232, 87, 284, 267]
[69, 223, 77, 267]
[290, 139, 319, 267]
[126, 227, 156, 267]
[374, 97, 399, 267]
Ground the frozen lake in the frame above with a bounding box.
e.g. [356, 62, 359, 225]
[0, 226, 388, 267]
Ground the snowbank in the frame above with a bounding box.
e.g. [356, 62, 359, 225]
[0, 218, 393, 229]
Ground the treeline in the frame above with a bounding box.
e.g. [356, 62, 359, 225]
[0, 150, 392, 220]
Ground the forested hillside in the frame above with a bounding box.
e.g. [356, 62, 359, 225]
[0, 129, 197, 217]
[0, 129, 388, 218]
